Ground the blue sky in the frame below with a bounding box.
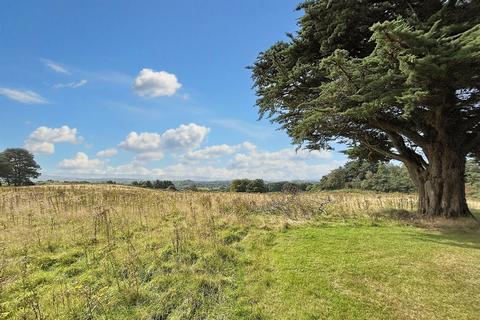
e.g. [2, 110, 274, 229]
[0, 0, 346, 181]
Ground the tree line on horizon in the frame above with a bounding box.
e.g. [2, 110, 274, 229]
[230, 179, 313, 194]
[230, 160, 480, 194]
[131, 180, 177, 190]
[229, 162, 418, 194]
[1, 147, 478, 197]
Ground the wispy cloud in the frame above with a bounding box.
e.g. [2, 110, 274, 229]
[0, 87, 48, 104]
[96, 148, 118, 158]
[210, 118, 274, 139]
[41, 57, 132, 86]
[85, 70, 132, 85]
[41, 58, 70, 75]
[54, 79, 88, 89]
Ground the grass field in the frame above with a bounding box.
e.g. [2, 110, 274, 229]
[1, 185, 479, 319]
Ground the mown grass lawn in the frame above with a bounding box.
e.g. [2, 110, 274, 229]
[236, 223, 480, 320]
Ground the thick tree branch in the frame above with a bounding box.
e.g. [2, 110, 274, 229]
[359, 137, 407, 163]
[384, 130, 428, 170]
[374, 120, 428, 148]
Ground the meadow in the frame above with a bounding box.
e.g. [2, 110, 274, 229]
[1, 185, 479, 319]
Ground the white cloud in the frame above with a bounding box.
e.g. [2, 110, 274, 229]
[241, 141, 257, 153]
[119, 123, 210, 156]
[24, 125, 81, 155]
[132, 68, 182, 97]
[55, 158, 150, 177]
[0, 88, 48, 104]
[152, 144, 337, 181]
[235, 147, 332, 163]
[222, 147, 334, 180]
[58, 153, 105, 173]
[96, 148, 118, 158]
[43, 123, 340, 180]
[28, 126, 79, 143]
[185, 144, 241, 160]
[41, 58, 70, 74]
[161, 124, 210, 151]
[54, 79, 88, 89]
[135, 151, 164, 162]
[49, 144, 341, 180]
[24, 141, 55, 154]
[119, 132, 162, 152]
[108, 161, 151, 176]
[158, 146, 334, 180]
[153, 160, 337, 181]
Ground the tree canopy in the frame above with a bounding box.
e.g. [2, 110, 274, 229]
[230, 179, 267, 193]
[251, 0, 480, 217]
[131, 180, 176, 190]
[0, 148, 41, 186]
[0, 154, 12, 185]
[313, 160, 416, 193]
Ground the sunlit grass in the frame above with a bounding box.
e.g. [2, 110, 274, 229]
[238, 225, 480, 319]
[0, 185, 478, 319]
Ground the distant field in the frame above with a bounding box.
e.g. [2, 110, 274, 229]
[1, 185, 479, 319]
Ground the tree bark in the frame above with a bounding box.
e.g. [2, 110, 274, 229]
[406, 146, 471, 218]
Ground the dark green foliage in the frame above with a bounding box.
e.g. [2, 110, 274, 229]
[131, 180, 176, 190]
[230, 179, 267, 193]
[230, 179, 249, 192]
[247, 179, 267, 193]
[0, 154, 12, 185]
[281, 182, 300, 195]
[0, 148, 40, 186]
[153, 180, 175, 189]
[466, 160, 480, 182]
[316, 168, 348, 191]
[252, 0, 480, 216]
[267, 181, 312, 192]
[252, 0, 480, 156]
[318, 161, 380, 190]
[145, 181, 153, 188]
[359, 165, 416, 193]
[266, 181, 288, 192]
[167, 185, 177, 191]
[313, 160, 416, 193]
[466, 159, 480, 190]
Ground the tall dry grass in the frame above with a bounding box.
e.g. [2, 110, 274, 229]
[1, 185, 477, 249]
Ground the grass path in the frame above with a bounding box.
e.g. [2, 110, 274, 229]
[237, 223, 480, 320]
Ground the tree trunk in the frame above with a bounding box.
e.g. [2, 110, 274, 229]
[406, 147, 470, 218]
